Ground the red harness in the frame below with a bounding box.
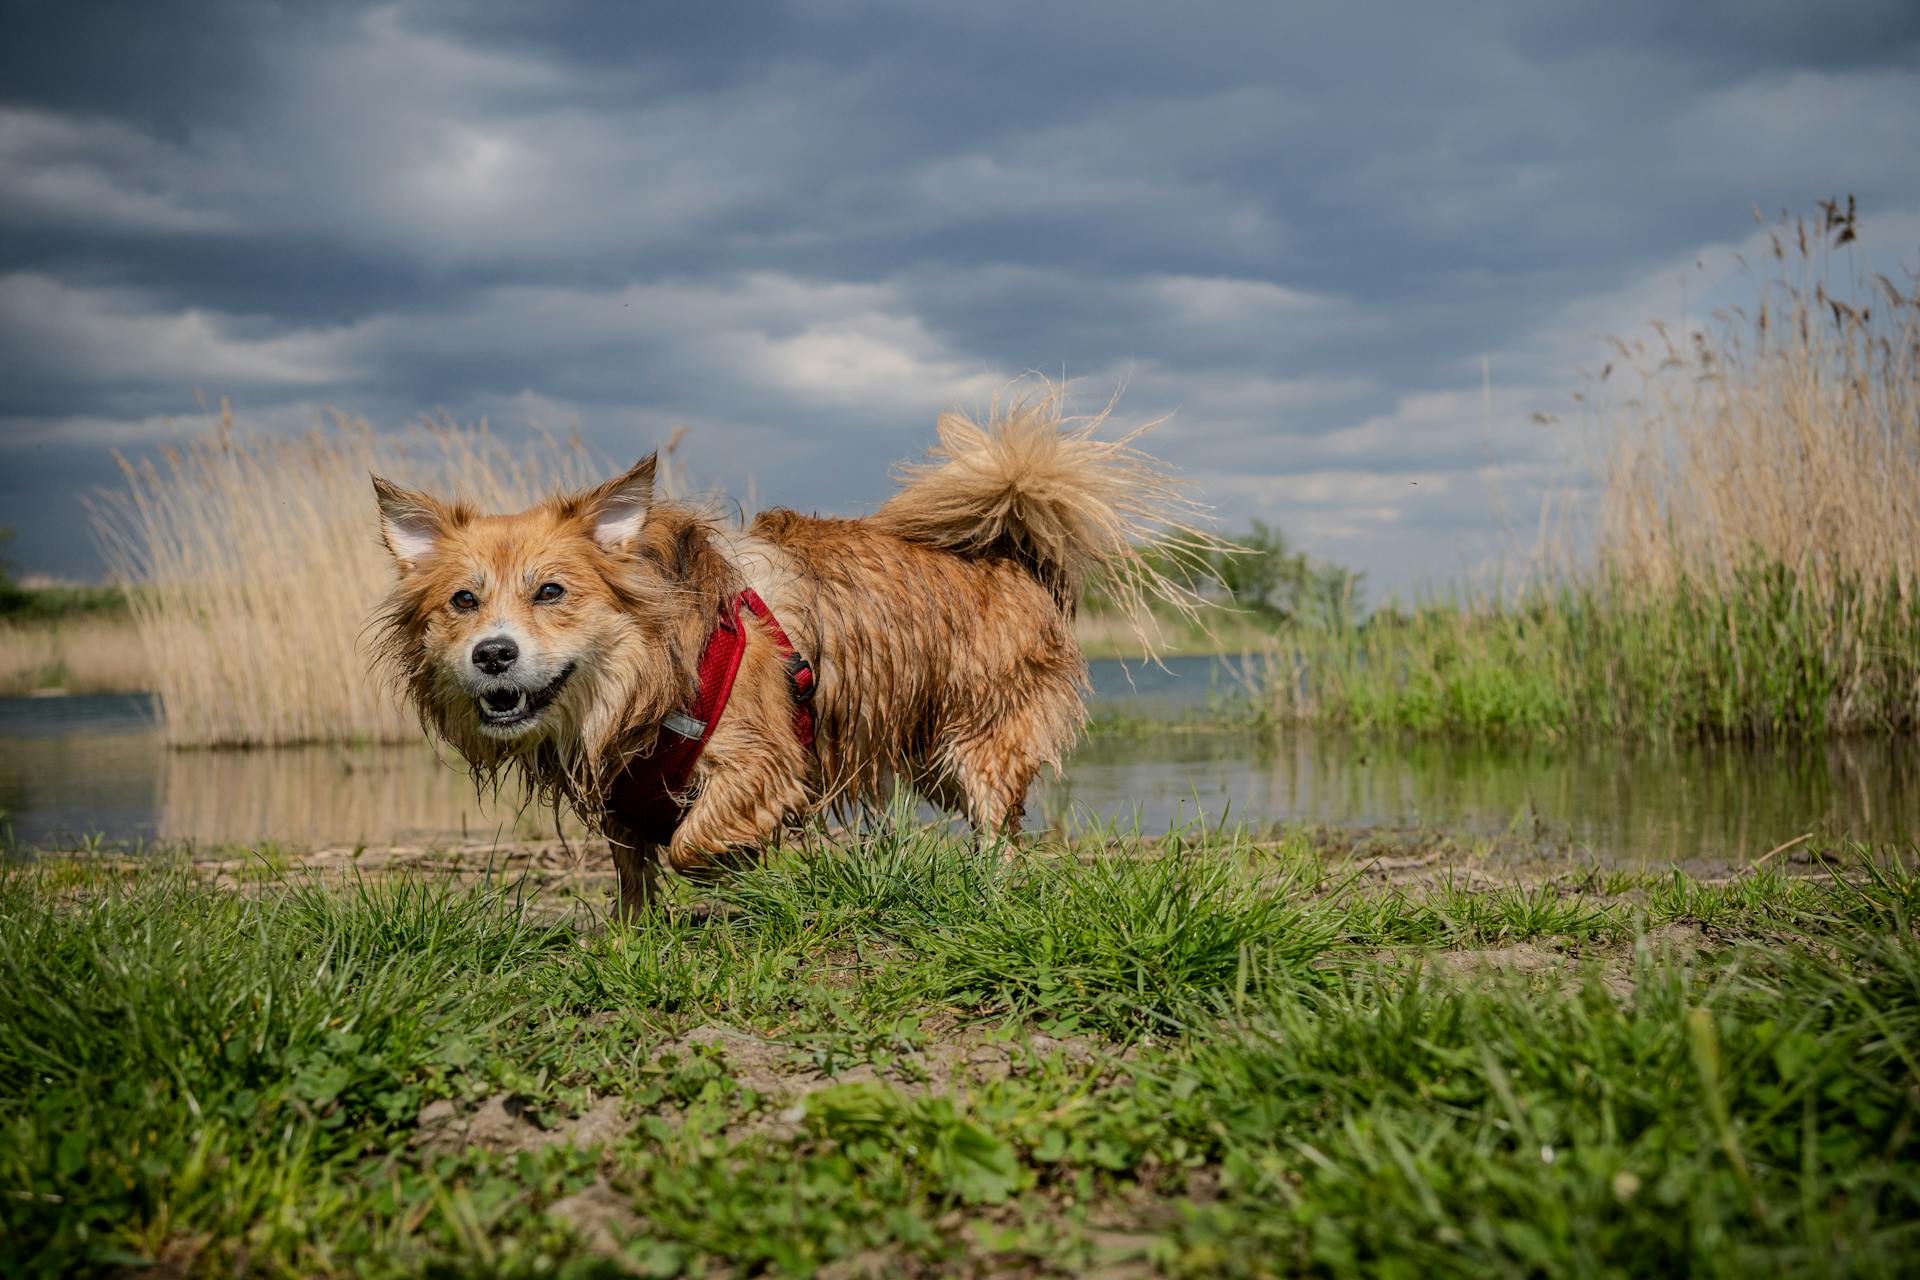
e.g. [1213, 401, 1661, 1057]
[609, 588, 816, 845]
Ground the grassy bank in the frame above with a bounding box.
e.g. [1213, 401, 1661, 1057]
[5, 827, 1917, 1276]
[0, 564, 149, 695]
[0, 613, 150, 696]
[1261, 569, 1920, 738]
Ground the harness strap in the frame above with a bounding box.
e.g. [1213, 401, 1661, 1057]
[609, 588, 815, 846]
[738, 587, 816, 746]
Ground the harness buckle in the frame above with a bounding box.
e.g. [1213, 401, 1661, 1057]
[783, 651, 816, 703]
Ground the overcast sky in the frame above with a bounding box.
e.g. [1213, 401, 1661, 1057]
[3, 0, 1918, 592]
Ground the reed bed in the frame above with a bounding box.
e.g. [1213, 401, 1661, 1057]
[1596, 197, 1916, 603]
[91, 410, 662, 747]
[1266, 201, 1920, 739]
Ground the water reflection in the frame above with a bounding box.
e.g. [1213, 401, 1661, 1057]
[2, 663, 1915, 866]
[0, 694, 537, 849]
[1042, 729, 1918, 865]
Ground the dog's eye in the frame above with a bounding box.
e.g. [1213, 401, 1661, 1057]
[451, 590, 479, 611]
[534, 582, 566, 603]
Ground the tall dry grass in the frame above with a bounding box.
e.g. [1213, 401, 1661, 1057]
[1593, 197, 1918, 607]
[91, 409, 677, 747]
[1268, 200, 1920, 738]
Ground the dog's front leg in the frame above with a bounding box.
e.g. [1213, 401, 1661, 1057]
[602, 815, 663, 921]
[666, 743, 808, 874]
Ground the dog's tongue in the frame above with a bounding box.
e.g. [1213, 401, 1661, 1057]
[483, 689, 523, 713]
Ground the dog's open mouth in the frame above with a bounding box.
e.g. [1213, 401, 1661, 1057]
[476, 663, 575, 729]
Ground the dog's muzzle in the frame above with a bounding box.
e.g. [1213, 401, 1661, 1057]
[476, 663, 576, 728]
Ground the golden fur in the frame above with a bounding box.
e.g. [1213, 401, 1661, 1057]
[371, 382, 1213, 916]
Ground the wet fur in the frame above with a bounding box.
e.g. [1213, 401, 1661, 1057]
[371, 384, 1209, 916]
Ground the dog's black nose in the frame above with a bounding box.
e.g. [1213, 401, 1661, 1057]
[471, 636, 518, 675]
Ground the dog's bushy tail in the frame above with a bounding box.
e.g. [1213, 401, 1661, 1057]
[872, 380, 1224, 651]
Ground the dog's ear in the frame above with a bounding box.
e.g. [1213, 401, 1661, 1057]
[580, 453, 657, 553]
[372, 476, 451, 571]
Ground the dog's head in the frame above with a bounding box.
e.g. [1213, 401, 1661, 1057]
[370, 455, 682, 771]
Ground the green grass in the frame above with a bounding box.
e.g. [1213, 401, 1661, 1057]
[3, 830, 1918, 1276]
[1079, 555, 1920, 742]
[1262, 561, 1920, 740]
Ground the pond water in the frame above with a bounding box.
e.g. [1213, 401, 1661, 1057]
[2, 656, 1914, 867]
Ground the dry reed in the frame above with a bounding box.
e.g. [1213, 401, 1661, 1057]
[90, 409, 670, 747]
[1589, 196, 1918, 606]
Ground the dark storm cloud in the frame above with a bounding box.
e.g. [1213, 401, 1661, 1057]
[0, 0, 314, 134]
[1, 0, 1916, 586]
[1513, 0, 1920, 76]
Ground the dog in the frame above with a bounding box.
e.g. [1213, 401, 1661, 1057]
[371, 383, 1211, 917]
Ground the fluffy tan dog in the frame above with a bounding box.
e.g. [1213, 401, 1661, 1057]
[371, 384, 1209, 916]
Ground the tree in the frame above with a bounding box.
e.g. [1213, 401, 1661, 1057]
[1203, 521, 1364, 630]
